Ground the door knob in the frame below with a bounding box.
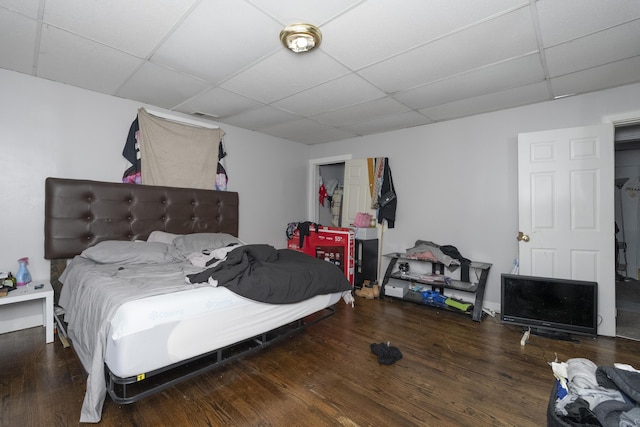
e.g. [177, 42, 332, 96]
[517, 231, 530, 242]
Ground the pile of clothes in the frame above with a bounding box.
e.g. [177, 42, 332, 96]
[405, 240, 471, 282]
[550, 358, 640, 426]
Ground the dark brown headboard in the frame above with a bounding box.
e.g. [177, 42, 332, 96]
[44, 177, 239, 260]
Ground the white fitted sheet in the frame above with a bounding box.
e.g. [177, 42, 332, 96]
[105, 286, 342, 378]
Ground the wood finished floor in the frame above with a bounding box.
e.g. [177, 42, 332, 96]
[2, 297, 640, 426]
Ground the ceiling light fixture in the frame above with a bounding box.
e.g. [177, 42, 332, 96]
[280, 23, 322, 53]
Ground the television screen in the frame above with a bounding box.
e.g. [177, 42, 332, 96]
[500, 273, 598, 337]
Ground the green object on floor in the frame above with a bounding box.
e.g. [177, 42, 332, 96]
[445, 297, 472, 312]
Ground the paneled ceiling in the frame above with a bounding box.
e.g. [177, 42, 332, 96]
[2, 0, 640, 144]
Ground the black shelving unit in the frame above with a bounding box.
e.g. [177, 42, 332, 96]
[381, 252, 491, 322]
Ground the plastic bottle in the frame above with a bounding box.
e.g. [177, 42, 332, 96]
[16, 257, 31, 286]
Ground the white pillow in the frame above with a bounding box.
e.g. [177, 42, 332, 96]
[173, 233, 243, 255]
[147, 230, 182, 244]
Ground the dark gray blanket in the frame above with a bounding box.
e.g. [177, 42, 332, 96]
[597, 366, 640, 404]
[187, 245, 352, 304]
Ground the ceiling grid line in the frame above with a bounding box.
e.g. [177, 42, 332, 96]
[527, 0, 554, 99]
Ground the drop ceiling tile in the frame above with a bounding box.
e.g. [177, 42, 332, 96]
[0, 0, 41, 17]
[545, 20, 640, 77]
[419, 81, 549, 121]
[321, 0, 528, 70]
[42, 0, 197, 57]
[176, 87, 262, 118]
[220, 49, 349, 103]
[293, 126, 359, 145]
[272, 74, 386, 116]
[536, 0, 640, 47]
[261, 118, 357, 144]
[359, 7, 538, 93]
[152, 0, 281, 84]
[340, 111, 433, 136]
[550, 55, 640, 97]
[116, 62, 209, 109]
[395, 53, 545, 110]
[221, 105, 301, 131]
[0, 8, 37, 74]
[3, 1, 640, 145]
[313, 98, 411, 126]
[38, 26, 144, 94]
[247, 0, 361, 25]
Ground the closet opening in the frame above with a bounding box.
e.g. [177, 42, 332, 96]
[317, 163, 345, 227]
[614, 122, 640, 340]
[308, 155, 351, 226]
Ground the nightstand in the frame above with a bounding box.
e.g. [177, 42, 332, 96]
[0, 281, 54, 343]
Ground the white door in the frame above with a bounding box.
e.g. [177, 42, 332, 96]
[517, 124, 615, 336]
[341, 159, 375, 227]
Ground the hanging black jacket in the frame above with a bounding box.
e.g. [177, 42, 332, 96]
[378, 158, 397, 228]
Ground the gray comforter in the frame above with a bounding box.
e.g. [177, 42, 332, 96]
[59, 256, 206, 423]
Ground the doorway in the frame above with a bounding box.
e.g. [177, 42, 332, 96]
[614, 123, 640, 340]
[318, 162, 345, 227]
[308, 155, 351, 225]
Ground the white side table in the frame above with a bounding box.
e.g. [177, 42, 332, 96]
[0, 281, 54, 343]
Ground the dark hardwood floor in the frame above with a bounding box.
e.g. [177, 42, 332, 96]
[2, 297, 640, 426]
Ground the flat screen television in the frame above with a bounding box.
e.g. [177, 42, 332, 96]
[500, 273, 598, 340]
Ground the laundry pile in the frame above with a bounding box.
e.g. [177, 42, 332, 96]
[405, 240, 471, 282]
[550, 358, 640, 426]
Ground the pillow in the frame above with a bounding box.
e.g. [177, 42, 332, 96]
[147, 230, 182, 244]
[172, 233, 243, 255]
[81, 241, 179, 264]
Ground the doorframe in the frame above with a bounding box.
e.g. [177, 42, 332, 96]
[602, 112, 640, 280]
[603, 110, 640, 127]
[603, 111, 640, 337]
[308, 155, 352, 222]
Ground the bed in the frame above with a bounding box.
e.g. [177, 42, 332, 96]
[44, 177, 353, 423]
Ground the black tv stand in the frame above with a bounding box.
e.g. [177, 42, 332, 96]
[527, 327, 579, 343]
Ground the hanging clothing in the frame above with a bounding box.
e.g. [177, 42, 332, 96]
[325, 178, 339, 199]
[331, 186, 343, 227]
[319, 183, 328, 207]
[377, 158, 397, 228]
[137, 108, 225, 189]
[296, 221, 319, 247]
[285, 222, 319, 247]
[121, 117, 141, 184]
[370, 157, 385, 209]
[216, 140, 228, 191]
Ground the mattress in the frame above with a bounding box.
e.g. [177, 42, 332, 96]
[105, 286, 341, 378]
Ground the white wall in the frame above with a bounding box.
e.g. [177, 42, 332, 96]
[0, 69, 309, 281]
[309, 83, 640, 327]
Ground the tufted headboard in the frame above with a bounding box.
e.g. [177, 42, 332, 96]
[44, 177, 239, 260]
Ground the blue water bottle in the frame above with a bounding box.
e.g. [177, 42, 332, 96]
[16, 257, 31, 286]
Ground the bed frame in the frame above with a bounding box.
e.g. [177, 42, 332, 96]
[43, 177, 336, 405]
